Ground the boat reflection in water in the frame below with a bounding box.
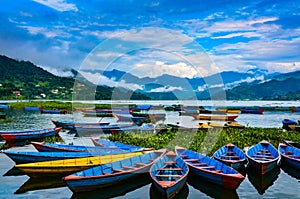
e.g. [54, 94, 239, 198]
[149, 183, 189, 199]
[187, 173, 239, 199]
[3, 166, 25, 176]
[247, 165, 280, 195]
[71, 173, 151, 199]
[280, 162, 300, 181]
[15, 177, 66, 194]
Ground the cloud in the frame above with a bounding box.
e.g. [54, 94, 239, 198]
[149, 86, 183, 92]
[32, 0, 78, 12]
[224, 75, 265, 89]
[80, 71, 142, 90]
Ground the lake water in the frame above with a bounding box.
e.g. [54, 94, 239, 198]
[0, 101, 299, 199]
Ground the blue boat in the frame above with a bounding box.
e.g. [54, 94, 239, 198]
[63, 149, 166, 193]
[115, 114, 152, 125]
[241, 107, 263, 114]
[51, 120, 110, 131]
[150, 151, 189, 198]
[283, 140, 300, 149]
[175, 146, 245, 189]
[30, 141, 133, 153]
[74, 123, 137, 136]
[91, 138, 151, 151]
[213, 143, 247, 169]
[282, 119, 299, 131]
[3, 150, 127, 164]
[41, 109, 67, 114]
[278, 143, 300, 170]
[246, 140, 280, 174]
[0, 104, 9, 109]
[23, 106, 41, 111]
[0, 128, 61, 142]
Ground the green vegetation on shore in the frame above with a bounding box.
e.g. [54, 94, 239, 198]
[109, 127, 300, 156]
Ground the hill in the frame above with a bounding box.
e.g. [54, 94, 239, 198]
[0, 55, 150, 100]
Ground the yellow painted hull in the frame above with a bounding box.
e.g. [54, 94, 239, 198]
[16, 151, 150, 177]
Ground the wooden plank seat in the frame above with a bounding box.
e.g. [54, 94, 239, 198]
[253, 157, 270, 161]
[158, 181, 175, 187]
[220, 155, 240, 159]
[183, 158, 199, 162]
[155, 174, 182, 178]
[122, 166, 135, 169]
[157, 168, 183, 171]
[164, 161, 176, 165]
[192, 162, 207, 166]
[113, 169, 124, 173]
[180, 154, 188, 158]
[253, 154, 274, 159]
[211, 170, 222, 173]
[135, 162, 146, 166]
[199, 166, 216, 169]
[226, 152, 235, 155]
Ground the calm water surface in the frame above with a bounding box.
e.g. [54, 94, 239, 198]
[0, 101, 299, 199]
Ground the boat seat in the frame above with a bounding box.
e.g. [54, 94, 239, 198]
[211, 170, 222, 173]
[226, 152, 235, 155]
[192, 163, 207, 166]
[113, 169, 124, 173]
[122, 166, 135, 169]
[135, 162, 146, 166]
[184, 158, 199, 162]
[220, 155, 240, 159]
[164, 161, 176, 165]
[157, 168, 183, 171]
[155, 174, 182, 178]
[180, 154, 188, 158]
[199, 166, 216, 169]
[253, 155, 274, 159]
[253, 157, 270, 161]
[158, 181, 175, 187]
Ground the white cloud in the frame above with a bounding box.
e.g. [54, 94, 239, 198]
[79, 71, 142, 90]
[211, 32, 261, 39]
[149, 86, 183, 92]
[32, 0, 78, 12]
[224, 76, 265, 89]
[133, 61, 199, 78]
[18, 25, 71, 38]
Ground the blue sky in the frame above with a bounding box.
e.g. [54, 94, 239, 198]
[1, 0, 300, 79]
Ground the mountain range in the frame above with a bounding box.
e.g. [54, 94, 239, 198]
[0, 54, 299, 100]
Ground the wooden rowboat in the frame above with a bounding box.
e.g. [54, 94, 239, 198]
[30, 141, 132, 153]
[91, 138, 151, 151]
[0, 128, 61, 142]
[246, 140, 280, 174]
[150, 151, 189, 198]
[278, 143, 300, 170]
[213, 143, 247, 169]
[63, 149, 166, 193]
[175, 146, 245, 189]
[192, 114, 238, 121]
[15, 150, 150, 177]
[3, 150, 132, 164]
[283, 140, 300, 149]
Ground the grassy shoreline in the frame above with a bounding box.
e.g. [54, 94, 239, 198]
[108, 127, 300, 156]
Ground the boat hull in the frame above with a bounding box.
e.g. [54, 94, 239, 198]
[150, 151, 189, 198]
[246, 141, 280, 175]
[16, 151, 147, 177]
[175, 146, 244, 189]
[63, 150, 166, 193]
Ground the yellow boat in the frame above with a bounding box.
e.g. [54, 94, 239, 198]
[197, 122, 213, 131]
[16, 151, 151, 177]
[192, 114, 238, 121]
[225, 121, 245, 129]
